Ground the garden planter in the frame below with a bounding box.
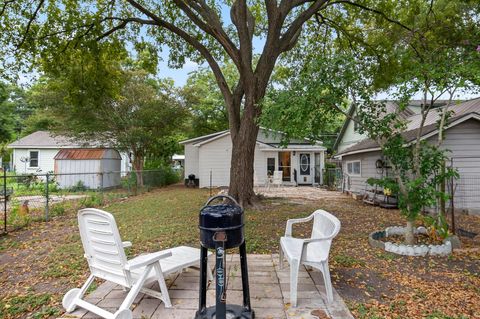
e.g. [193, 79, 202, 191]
[369, 226, 452, 256]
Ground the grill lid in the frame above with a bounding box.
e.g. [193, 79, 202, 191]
[199, 195, 243, 231]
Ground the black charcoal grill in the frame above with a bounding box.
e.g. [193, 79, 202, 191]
[195, 195, 254, 319]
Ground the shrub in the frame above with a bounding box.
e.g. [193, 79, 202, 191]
[7, 200, 30, 229]
[80, 194, 103, 208]
[143, 166, 180, 187]
[16, 174, 38, 188]
[49, 203, 66, 217]
[70, 180, 88, 192]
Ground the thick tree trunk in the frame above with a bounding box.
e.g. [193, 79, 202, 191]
[132, 154, 144, 187]
[227, 90, 261, 206]
[228, 120, 259, 206]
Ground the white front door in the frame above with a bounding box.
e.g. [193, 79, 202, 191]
[298, 153, 313, 185]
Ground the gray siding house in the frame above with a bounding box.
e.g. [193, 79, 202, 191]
[334, 98, 480, 213]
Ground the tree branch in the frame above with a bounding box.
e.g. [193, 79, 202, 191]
[0, 0, 16, 17]
[95, 17, 155, 41]
[173, 0, 240, 66]
[231, 0, 255, 79]
[17, 0, 45, 49]
[328, 0, 412, 32]
[125, 0, 234, 113]
[279, 0, 328, 52]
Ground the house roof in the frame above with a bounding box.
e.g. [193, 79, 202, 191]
[333, 101, 419, 151]
[336, 98, 480, 157]
[179, 130, 229, 145]
[182, 128, 326, 150]
[54, 148, 121, 160]
[8, 131, 99, 149]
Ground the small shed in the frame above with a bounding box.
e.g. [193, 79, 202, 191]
[54, 149, 121, 189]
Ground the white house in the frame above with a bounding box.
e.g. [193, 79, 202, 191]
[181, 128, 327, 188]
[7, 131, 131, 175]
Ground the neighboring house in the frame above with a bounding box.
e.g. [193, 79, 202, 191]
[54, 149, 122, 189]
[334, 98, 480, 213]
[7, 131, 131, 178]
[181, 128, 326, 188]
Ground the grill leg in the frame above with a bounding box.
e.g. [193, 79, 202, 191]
[198, 246, 209, 312]
[215, 243, 226, 319]
[239, 241, 252, 311]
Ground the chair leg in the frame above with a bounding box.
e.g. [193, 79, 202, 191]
[119, 265, 152, 312]
[321, 262, 334, 303]
[279, 247, 284, 270]
[63, 274, 95, 312]
[153, 262, 172, 308]
[290, 260, 300, 308]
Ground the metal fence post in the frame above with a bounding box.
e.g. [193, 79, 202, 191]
[45, 173, 49, 221]
[3, 169, 7, 234]
[99, 172, 104, 204]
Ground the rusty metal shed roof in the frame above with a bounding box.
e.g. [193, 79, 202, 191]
[54, 149, 121, 160]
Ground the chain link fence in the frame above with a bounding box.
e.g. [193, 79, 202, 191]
[322, 167, 343, 190]
[0, 169, 180, 234]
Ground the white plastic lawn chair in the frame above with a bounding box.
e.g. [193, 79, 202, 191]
[272, 170, 283, 188]
[63, 208, 212, 319]
[279, 210, 341, 307]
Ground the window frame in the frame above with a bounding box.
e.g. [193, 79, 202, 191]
[353, 119, 360, 132]
[266, 157, 275, 176]
[278, 151, 292, 181]
[29, 150, 39, 168]
[346, 160, 361, 176]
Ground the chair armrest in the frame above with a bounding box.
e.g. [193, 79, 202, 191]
[303, 236, 335, 243]
[125, 251, 172, 270]
[122, 241, 132, 248]
[285, 213, 315, 236]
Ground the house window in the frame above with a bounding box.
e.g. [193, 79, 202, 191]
[29, 151, 39, 168]
[267, 158, 275, 176]
[353, 120, 360, 132]
[346, 160, 361, 176]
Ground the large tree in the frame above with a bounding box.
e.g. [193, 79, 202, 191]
[0, 0, 406, 205]
[40, 68, 186, 185]
[262, 0, 480, 243]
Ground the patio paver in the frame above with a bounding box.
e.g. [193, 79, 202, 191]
[59, 254, 353, 319]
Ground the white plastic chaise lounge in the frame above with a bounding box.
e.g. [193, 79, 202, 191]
[279, 209, 341, 307]
[63, 208, 212, 319]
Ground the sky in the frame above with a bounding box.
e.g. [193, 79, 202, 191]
[16, 3, 478, 101]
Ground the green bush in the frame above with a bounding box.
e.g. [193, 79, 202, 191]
[80, 194, 103, 208]
[143, 166, 179, 187]
[16, 174, 38, 188]
[49, 203, 67, 217]
[70, 180, 88, 192]
[121, 168, 180, 190]
[121, 172, 137, 189]
[7, 200, 30, 229]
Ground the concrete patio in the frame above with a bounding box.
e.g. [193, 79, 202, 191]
[254, 186, 348, 202]
[62, 254, 353, 319]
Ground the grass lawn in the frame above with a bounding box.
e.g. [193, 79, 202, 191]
[0, 185, 479, 319]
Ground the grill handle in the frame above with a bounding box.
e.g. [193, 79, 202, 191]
[203, 194, 240, 208]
